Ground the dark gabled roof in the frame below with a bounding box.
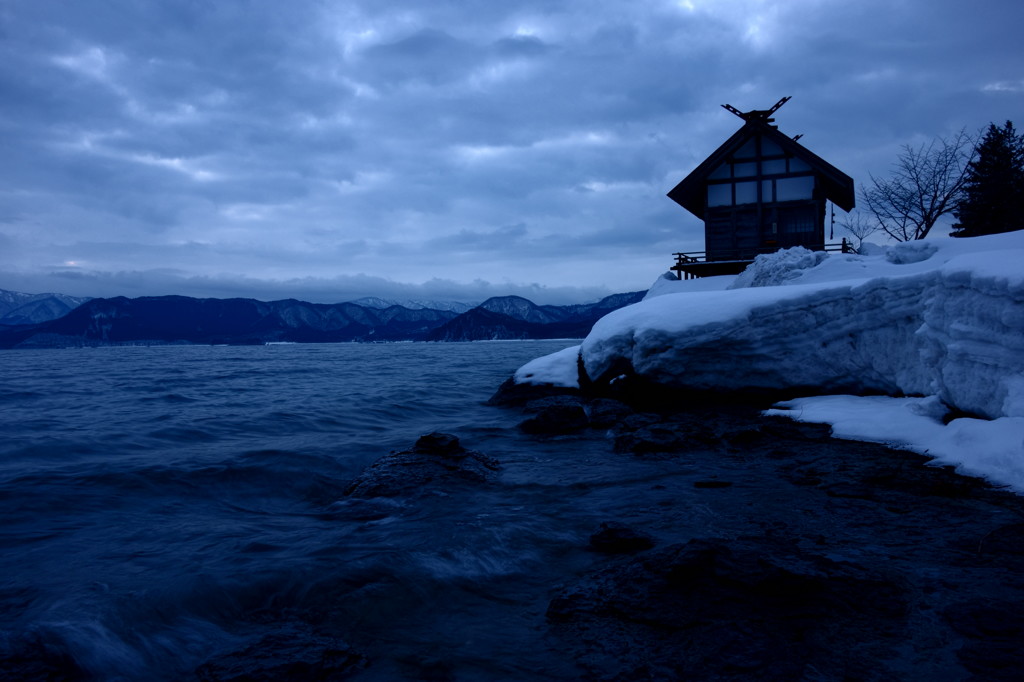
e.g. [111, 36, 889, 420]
[667, 118, 856, 219]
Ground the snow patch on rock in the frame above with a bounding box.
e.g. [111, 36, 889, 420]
[514, 344, 581, 388]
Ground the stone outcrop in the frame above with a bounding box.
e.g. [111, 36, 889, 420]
[196, 626, 365, 681]
[343, 433, 499, 498]
[548, 536, 909, 681]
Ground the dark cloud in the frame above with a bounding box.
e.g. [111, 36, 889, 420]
[1, 0, 1022, 302]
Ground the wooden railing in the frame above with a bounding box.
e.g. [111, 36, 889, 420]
[672, 239, 853, 279]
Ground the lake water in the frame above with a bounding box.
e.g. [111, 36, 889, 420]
[0, 341, 665, 680]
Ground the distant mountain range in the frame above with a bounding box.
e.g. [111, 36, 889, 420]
[426, 293, 646, 341]
[0, 289, 645, 348]
[348, 297, 477, 313]
[0, 290, 92, 325]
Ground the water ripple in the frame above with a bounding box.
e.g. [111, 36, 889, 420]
[0, 340, 580, 679]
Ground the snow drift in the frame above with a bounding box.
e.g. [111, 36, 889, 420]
[513, 232, 1024, 490]
[578, 232, 1024, 420]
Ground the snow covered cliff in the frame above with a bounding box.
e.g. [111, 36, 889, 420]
[583, 235, 1023, 420]
[513, 231, 1024, 490]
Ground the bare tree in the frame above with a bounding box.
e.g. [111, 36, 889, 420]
[839, 211, 881, 251]
[861, 129, 975, 241]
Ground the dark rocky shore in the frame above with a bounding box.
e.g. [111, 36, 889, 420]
[16, 378, 1020, 681]
[491, 381, 1024, 681]
[189, 378, 1022, 681]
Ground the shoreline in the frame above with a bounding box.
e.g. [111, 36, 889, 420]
[490, 381, 1024, 680]
[7, 366, 1020, 680]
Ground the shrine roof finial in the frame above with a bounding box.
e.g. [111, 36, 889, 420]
[721, 96, 791, 127]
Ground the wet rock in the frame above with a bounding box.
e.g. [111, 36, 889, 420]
[612, 412, 728, 455]
[761, 418, 834, 441]
[613, 424, 701, 455]
[944, 601, 1024, 680]
[491, 383, 1024, 679]
[485, 377, 579, 407]
[518, 404, 589, 435]
[824, 482, 879, 500]
[396, 654, 456, 682]
[863, 463, 993, 499]
[411, 432, 462, 455]
[589, 523, 656, 554]
[955, 639, 1024, 682]
[978, 523, 1024, 556]
[195, 628, 366, 681]
[693, 479, 732, 489]
[724, 425, 770, 448]
[584, 398, 634, 428]
[523, 395, 585, 413]
[547, 536, 908, 680]
[343, 433, 499, 498]
[945, 600, 1024, 639]
[616, 411, 663, 430]
[0, 633, 86, 682]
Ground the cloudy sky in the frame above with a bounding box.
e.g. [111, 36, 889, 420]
[1, 0, 1021, 304]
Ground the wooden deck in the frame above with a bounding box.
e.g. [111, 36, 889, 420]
[671, 240, 852, 280]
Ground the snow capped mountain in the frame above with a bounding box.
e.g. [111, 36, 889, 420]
[0, 289, 92, 325]
[428, 292, 647, 341]
[0, 290, 645, 347]
[347, 297, 476, 313]
[477, 296, 567, 324]
[476, 293, 648, 325]
[0, 296, 465, 347]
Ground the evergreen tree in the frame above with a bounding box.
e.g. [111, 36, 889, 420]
[951, 121, 1024, 237]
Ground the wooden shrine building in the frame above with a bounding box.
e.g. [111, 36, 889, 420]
[667, 98, 855, 278]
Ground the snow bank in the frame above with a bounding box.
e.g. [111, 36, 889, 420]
[579, 232, 1024, 420]
[512, 232, 1024, 492]
[514, 344, 581, 388]
[727, 247, 828, 289]
[766, 395, 1024, 492]
[644, 271, 738, 300]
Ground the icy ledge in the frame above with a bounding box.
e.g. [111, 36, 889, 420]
[580, 234, 1024, 420]
[514, 232, 1024, 490]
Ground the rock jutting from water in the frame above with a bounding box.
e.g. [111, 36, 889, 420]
[195, 626, 366, 682]
[588, 522, 657, 554]
[343, 432, 500, 498]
